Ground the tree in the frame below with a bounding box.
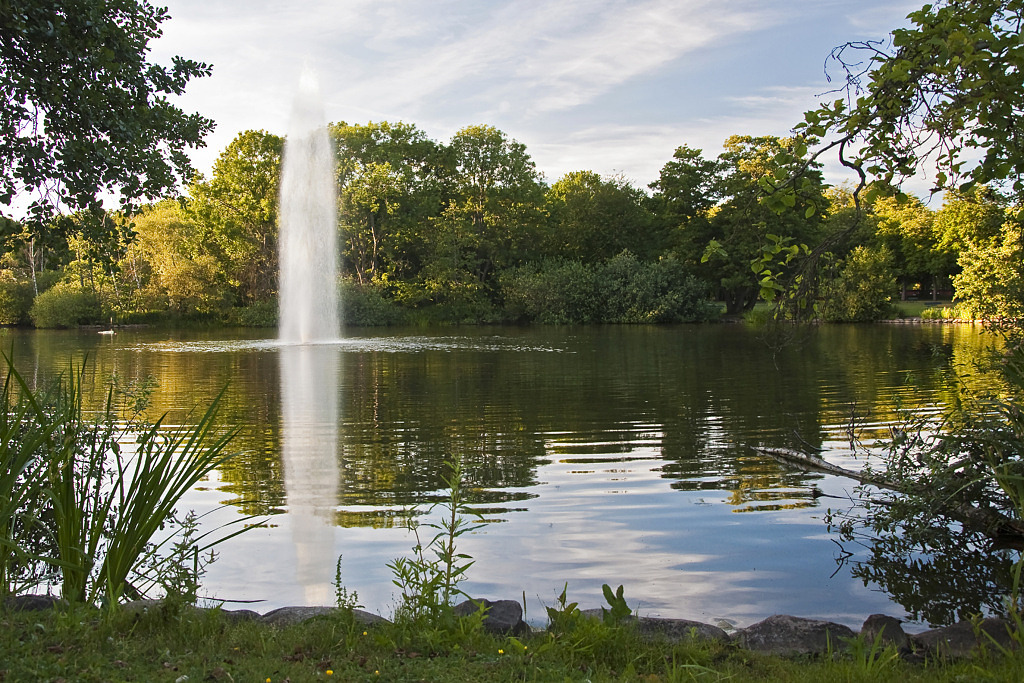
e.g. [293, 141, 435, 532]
[819, 244, 898, 322]
[871, 195, 944, 299]
[648, 145, 723, 229]
[188, 130, 283, 305]
[0, 0, 214, 222]
[953, 216, 1024, 326]
[933, 185, 1006, 255]
[331, 121, 444, 287]
[795, 0, 1024, 204]
[126, 200, 224, 315]
[419, 125, 546, 312]
[545, 171, 659, 263]
[701, 135, 826, 314]
[768, 0, 1024, 619]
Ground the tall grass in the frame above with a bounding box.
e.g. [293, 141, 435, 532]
[0, 352, 246, 605]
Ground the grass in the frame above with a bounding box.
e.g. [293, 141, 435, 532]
[3, 603, 1024, 682]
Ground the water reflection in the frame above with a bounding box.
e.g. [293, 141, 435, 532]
[279, 344, 340, 604]
[0, 324, 1011, 628]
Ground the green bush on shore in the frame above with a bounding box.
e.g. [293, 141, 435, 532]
[501, 252, 719, 325]
[29, 283, 104, 328]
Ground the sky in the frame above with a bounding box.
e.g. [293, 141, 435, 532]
[151, 0, 924, 193]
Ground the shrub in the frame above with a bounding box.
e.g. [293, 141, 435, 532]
[0, 271, 34, 325]
[341, 279, 407, 326]
[500, 260, 600, 324]
[232, 300, 278, 327]
[598, 251, 718, 324]
[921, 304, 974, 321]
[29, 283, 103, 328]
[0, 357, 244, 604]
[501, 254, 717, 325]
[820, 245, 898, 322]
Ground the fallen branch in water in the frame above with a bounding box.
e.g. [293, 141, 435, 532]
[755, 446, 898, 489]
[755, 446, 1024, 550]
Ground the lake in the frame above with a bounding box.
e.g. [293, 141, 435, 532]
[2, 322, 1006, 630]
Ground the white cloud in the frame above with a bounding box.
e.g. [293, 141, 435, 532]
[146, 0, 930, 198]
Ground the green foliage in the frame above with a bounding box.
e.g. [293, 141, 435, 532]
[820, 245, 898, 322]
[920, 303, 973, 320]
[953, 217, 1024, 337]
[0, 354, 247, 605]
[544, 583, 583, 634]
[387, 457, 484, 625]
[599, 251, 719, 323]
[231, 300, 277, 328]
[599, 583, 631, 626]
[0, 0, 213, 223]
[0, 270, 34, 324]
[188, 130, 284, 305]
[546, 171, 662, 262]
[501, 253, 718, 324]
[340, 278, 407, 327]
[333, 554, 363, 612]
[500, 259, 600, 324]
[797, 0, 1024, 202]
[679, 135, 827, 315]
[6, 602, 1024, 683]
[29, 282, 102, 328]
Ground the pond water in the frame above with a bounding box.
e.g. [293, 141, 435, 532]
[2, 323, 1006, 629]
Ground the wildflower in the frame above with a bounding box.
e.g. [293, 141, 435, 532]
[498, 649, 504, 655]
[326, 671, 333, 676]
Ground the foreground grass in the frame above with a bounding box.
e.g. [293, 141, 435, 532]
[3, 604, 1023, 682]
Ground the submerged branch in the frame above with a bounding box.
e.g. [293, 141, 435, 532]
[756, 446, 1024, 549]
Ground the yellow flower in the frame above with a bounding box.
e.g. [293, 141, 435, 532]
[363, 631, 367, 636]
[326, 671, 333, 676]
[498, 649, 505, 655]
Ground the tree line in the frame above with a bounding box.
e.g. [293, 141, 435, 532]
[0, 121, 1017, 328]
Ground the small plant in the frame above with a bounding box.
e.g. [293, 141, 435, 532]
[334, 554, 362, 611]
[600, 583, 632, 626]
[387, 456, 484, 624]
[0, 352, 252, 606]
[545, 583, 582, 633]
[841, 629, 901, 675]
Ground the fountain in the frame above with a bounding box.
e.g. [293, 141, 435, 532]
[278, 68, 339, 343]
[277, 68, 342, 604]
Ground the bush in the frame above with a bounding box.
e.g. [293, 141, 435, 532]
[231, 300, 278, 327]
[0, 271, 34, 325]
[501, 260, 600, 324]
[598, 251, 718, 323]
[341, 279, 407, 326]
[29, 283, 103, 328]
[500, 253, 718, 324]
[820, 245, 898, 322]
[921, 303, 974, 321]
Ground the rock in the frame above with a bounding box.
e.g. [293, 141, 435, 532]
[218, 608, 261, 623]
[260, 605, 388, 628]
[633, 617, 730, 643]
[736, 614, 855, 656]
[453, 598, 528, 635]
[911, 618, 1016, 659]
[576, 609, 729, 642]
[861, 614, 911, 654]
[3, 594, 67, 612]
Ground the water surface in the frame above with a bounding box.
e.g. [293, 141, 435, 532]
[3, 323, 1001, 629]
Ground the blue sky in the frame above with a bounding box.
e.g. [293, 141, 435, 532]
[153, 0, 922, 192]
